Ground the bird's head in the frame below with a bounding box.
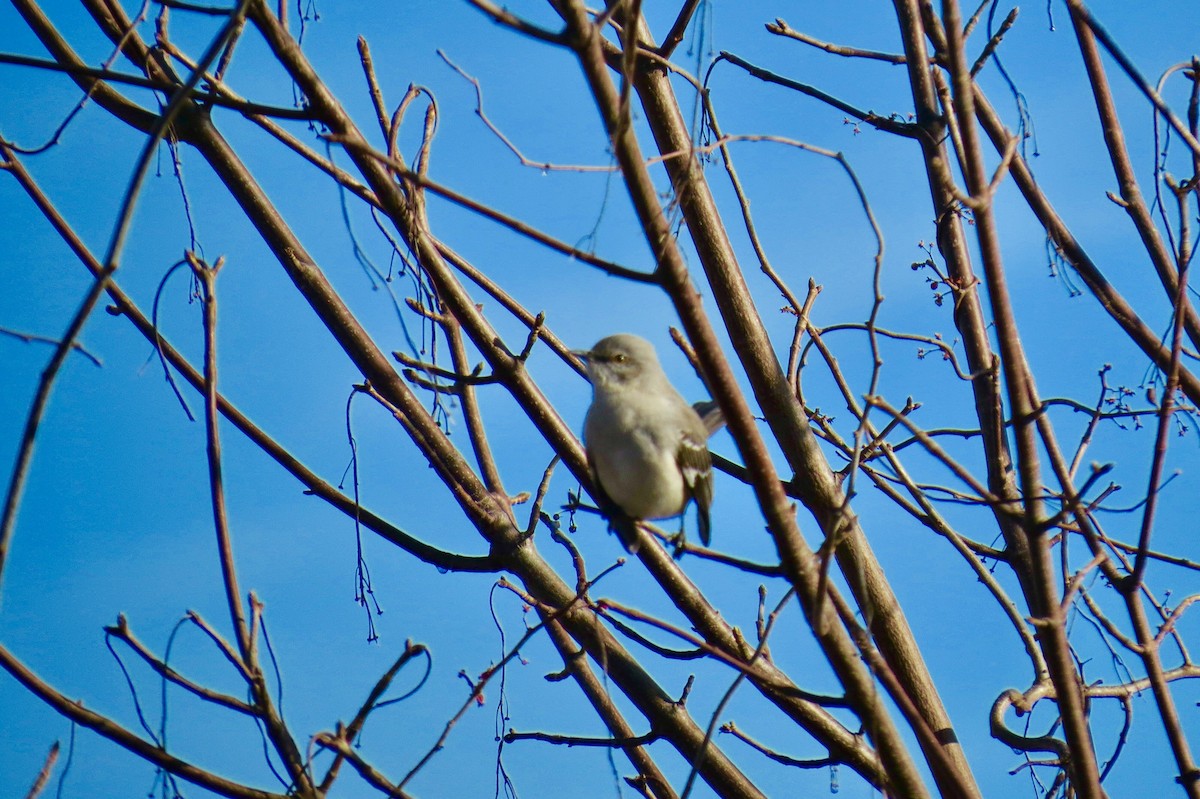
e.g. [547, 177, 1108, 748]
[574, 333, 660, 389]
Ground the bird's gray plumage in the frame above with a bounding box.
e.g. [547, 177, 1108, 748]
[578, 334, 714, 549]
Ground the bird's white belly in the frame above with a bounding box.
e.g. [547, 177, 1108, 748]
[592, 429, 686, 520]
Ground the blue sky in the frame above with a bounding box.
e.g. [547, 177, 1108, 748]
[3, 2, 1200, 797]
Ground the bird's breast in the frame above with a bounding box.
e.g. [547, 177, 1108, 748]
[585, 393, 688, 520]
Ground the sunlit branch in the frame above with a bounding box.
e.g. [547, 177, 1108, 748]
[1066, 0, 1200, 158]
[765, 19, 910, 64]
[969, 7, 1016, 76]
[973, 87, 1200, 406]
[721, 721, 835, 769]
[862, 453, 1047, 680]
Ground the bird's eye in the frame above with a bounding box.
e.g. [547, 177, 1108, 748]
[613, 353, 627, 363]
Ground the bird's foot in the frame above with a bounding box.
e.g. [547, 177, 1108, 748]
[668, 529, 689, 560]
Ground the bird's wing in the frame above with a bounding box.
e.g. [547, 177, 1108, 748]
[691, 399, 726, 437]
[677, 430, 713, 546]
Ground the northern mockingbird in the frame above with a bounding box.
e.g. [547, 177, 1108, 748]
[577, 334, 714, 551]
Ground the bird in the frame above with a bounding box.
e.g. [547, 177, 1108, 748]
[576, 334, 714, 552]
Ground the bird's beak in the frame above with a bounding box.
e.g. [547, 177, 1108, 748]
[571, 349, 594, 382]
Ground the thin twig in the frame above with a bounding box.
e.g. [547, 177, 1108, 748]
[716, 51, 919, 136]
[0, 325, 102, 366]
[766, 19, 909, 64]
[22, 742, 59, 799]
[1, 2, 249, 598]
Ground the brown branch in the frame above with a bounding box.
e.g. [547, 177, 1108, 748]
[1, 142, 496, 575]
[716, 51, 919, 137]
[463, 0, 566, 45]
[328, 136, 659, 283]
[439, 49, 616, 172]
[1065, 0, 1200, 355]
[865, 395, 1002, 506]
[191, 255, 252, 663]
[604, 6, 969, 795]
[1099, 533, 1200, 573]
[1124, 577, 1200, 795]
[444, 314, 506, 495]
[154, 38, 379, 204]
[0, 325, 102, 367]
[813, 323, 974, 382]
[0, 643, 284, 799]
[1157, 595, 1200, 645]
[193, 256, 313, 794]
[431, 239, 585, 375]
[1066, 0, 1200, 158]
[355, 36, 390, 143]
[766, 19, 909, 64]
[721, 721, 835, 769]
[960, 0, 991, 38]
[318, 641, 429, 792]
[972, 87, 1200, 406]
[644, 522, 783, 576]
[393, 576, 588, 791]
[657, 0, 703, 57]
[942, 2, 1102, 792]
[104, 614, 256, 716]
[680, 587, 800, 799]
[890, 4, 1052, 795]
[1129, 255, 1191, 590]
[825, 584, 979, 799]
[504, 729, 659, 747]
[310, 733, 416, 799]
[864, 452, 1047, 679]
[9, 0, 158, 133]
[0, 52, 314, 119]
[525, 455, 560, 538]
[895, 0, 1030, 578]
[184, 610, 252, 682]
[22, 742, 58, 799]
[990, 689, 1070, 759]
[597, 600, 848, 707]
[968, 7, 1016, 76]
[2, 1, 247, 596]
